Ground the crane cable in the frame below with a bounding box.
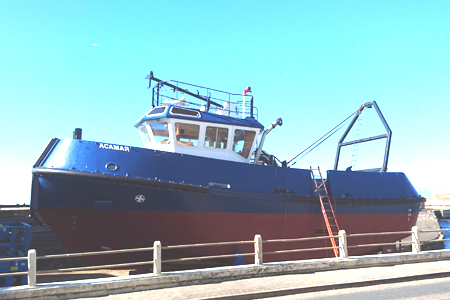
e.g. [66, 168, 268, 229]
[287, 104, 365, 167]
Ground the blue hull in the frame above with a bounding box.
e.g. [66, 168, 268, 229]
[31, 138, 424, 263]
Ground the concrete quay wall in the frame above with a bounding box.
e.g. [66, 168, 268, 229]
[2, 249, 450, 300]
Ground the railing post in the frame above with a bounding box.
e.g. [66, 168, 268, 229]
[153, 241, 161, 275]
[339, 230, 348, 258]
[254, 234, 263, 265]
[412, 226, 421, 253]
[27, 249, 36, 288]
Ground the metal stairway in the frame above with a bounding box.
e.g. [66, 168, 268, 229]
[310, 166, 340, 258]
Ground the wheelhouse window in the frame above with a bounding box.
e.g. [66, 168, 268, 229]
[139, 125, 151, 147]
[175, 123, 199, 146]
[205, 126, 228, 149]
[150, 122, 170, 144]
[147, 107, 166, 116]
[170, 107, 201, 118]
[233, 130, 256, 158]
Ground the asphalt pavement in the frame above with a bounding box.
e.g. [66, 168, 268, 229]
[67, 259, 450, 300]
[268, 276, 450, 300]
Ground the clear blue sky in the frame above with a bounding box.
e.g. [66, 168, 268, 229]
[1, 0, 449, 205]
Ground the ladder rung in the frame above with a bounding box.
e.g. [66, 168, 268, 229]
[312, 166, 339, 253]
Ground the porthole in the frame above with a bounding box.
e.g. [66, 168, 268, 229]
[105, 162, 118, 172]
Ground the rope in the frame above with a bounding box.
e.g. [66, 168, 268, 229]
[289, 122, 348, 167]
[287, 105, 364, 167]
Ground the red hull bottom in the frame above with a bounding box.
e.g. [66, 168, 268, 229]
[37, 208, 418, 269]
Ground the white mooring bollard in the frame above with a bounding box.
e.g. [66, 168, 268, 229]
[254, 234, 263, 265]
[27, 249, 37, 288]
[412, 226, 421, 253]
[339, 230, 348, 258]
[153, 241, 161, 275]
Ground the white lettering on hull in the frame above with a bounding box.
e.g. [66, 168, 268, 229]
[99, 143, 130, 152]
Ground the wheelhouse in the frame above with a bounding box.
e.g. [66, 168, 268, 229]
[136, 73, 266, 163]
[135, 104, 264, 163]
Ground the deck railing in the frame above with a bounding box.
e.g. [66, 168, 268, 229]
[1, 226, 448, 288]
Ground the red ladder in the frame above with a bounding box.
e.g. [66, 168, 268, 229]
[310, 166, 340, 258]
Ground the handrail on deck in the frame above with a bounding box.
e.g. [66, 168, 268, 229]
[2, 225, 448, 289]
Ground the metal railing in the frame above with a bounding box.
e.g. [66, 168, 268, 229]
[36, 244, 156, 273]
[1, 225, 448, 288]
[346, 231, 415, 250]
[263, 235, 341, 257]
[161, 239, 256, 264]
